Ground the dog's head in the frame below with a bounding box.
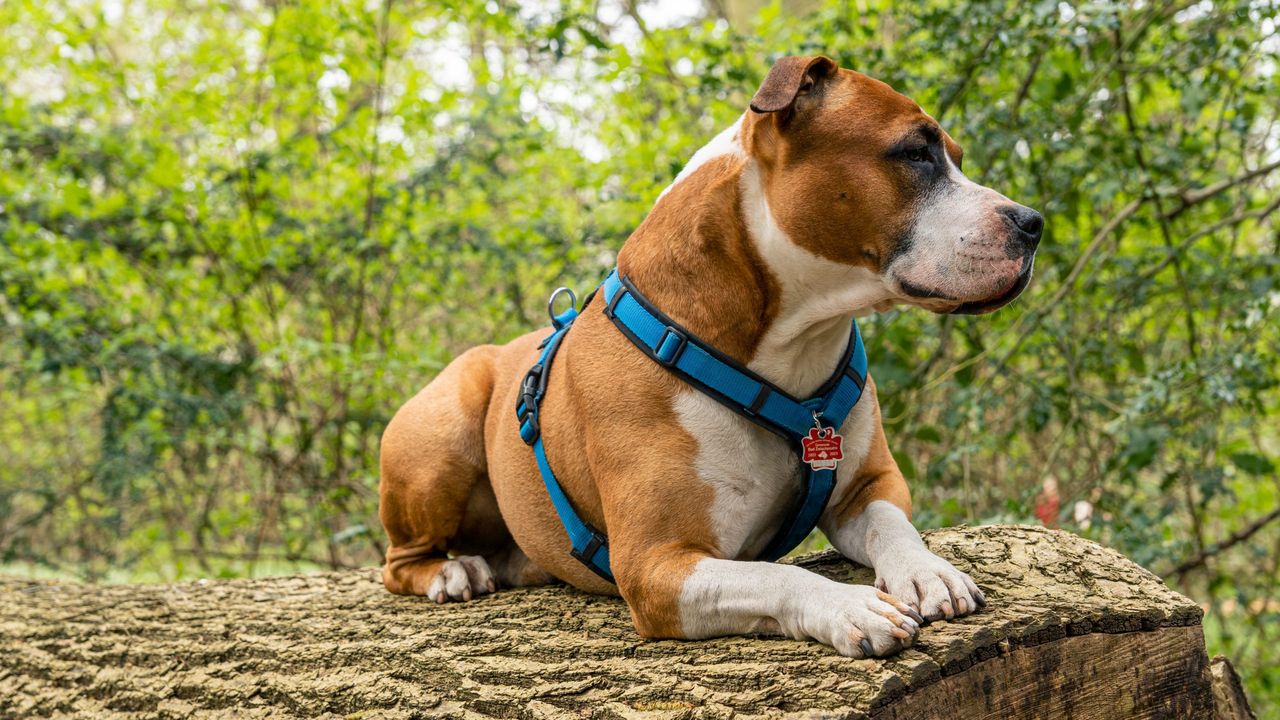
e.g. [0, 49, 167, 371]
[742, 56, 1043, 315]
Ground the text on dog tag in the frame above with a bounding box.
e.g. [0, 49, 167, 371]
[801, 427, 843, 471]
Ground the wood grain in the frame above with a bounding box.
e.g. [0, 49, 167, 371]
[874, 626, 1211, 719]
[0, 525, 1229, 718]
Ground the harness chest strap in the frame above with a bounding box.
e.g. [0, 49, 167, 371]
[517, 269, 868, 583]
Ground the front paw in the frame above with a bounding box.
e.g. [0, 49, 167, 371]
[875, 551, 984, 623]
[798, 584, 925, 658]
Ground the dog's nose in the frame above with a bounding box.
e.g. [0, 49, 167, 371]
[1000, 204, 1043, 255]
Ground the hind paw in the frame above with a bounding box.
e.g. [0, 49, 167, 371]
[426, 555, 498, 603]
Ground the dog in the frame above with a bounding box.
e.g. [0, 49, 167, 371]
[379, 55, 1043, 658]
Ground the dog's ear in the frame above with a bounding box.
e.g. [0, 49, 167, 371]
[749, 55, 837, 115]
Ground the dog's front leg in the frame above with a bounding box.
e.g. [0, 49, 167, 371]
[614, 548, 922, 658]
[822, 422, 985, 622]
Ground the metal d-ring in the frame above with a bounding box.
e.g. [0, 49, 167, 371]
[547, 286, 578, 321]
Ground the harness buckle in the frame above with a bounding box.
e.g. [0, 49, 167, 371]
[517, 365, 543, 445]
[571, 527, 608, 567]
[655, 326, 688, 366]
[520, 365, 542, 405]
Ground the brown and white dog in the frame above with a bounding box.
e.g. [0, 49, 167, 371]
[379, 56, 1043, 658]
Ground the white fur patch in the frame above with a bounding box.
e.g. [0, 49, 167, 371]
[673, 386, 877, 560]
[672, 391, 796, 558]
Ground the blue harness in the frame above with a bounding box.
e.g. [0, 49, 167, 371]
[516, 268, 868, 583]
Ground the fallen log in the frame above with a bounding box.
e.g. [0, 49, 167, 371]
[0, 525, 1249, 718]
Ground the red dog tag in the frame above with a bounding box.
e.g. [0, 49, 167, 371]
[801, 426, 844, 471]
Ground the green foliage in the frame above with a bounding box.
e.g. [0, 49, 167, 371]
[2, 0, 1279, 710]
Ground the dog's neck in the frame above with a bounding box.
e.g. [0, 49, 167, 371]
[617, 116, 892, 398]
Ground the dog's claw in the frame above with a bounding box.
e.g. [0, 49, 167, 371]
[859, 639, 875, 658]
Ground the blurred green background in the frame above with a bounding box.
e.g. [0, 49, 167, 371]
[2, 0, 1278, 711]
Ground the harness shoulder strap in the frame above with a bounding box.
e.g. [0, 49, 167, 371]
[601, 270, 867, 440]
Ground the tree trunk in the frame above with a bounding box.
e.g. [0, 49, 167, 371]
[1, 525, 1249, 718]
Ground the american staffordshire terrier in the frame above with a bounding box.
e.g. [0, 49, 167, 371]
[379, 55, 1043, 658]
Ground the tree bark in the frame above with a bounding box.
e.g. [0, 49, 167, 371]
[0, 525, 1247, 718]
[1210, 655, 1258, 720]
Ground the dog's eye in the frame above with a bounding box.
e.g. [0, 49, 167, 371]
[903, 146, 931, 164]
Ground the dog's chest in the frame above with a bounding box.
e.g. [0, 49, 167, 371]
[672, 388, 877, 559]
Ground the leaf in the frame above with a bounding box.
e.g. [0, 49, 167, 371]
[914, 425, 942, 443]
[1230, 453, 1275, 476]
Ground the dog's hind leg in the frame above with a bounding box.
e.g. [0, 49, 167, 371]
[379, 345, 510, 602]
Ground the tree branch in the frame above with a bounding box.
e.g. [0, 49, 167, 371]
[1165, 157, 1280, 219]
[1167, 504, 1280, 579]
[1136, 193, 1280, 284]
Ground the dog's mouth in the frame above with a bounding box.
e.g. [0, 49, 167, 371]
[896, 257, 1035, 315]
[897, 279, 957, 303]
[950, 258, 1034, 315]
